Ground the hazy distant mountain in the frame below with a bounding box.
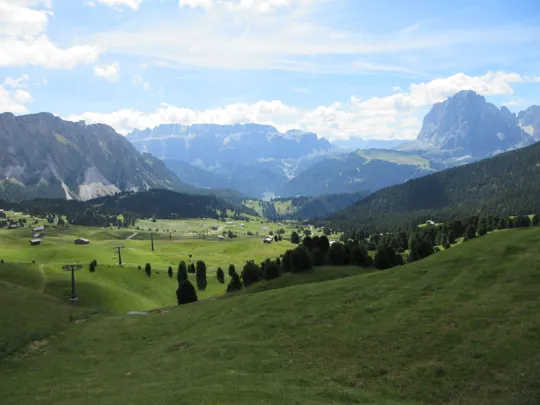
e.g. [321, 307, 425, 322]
[415, 90, 533, 158]
[127, 124, 334, 167]
[0, 113, 194, 202]
[332, 139, 407, 150]
[127, 123, 335, 198]
[280, 149, 438, 197]
[518, 105, 540, 141]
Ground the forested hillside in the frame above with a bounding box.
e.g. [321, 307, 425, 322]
[1, 189, 258, 227]
[324, 140, 540, 231]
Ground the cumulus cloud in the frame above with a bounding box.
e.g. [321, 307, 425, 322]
[132, 74, 150, 90]
[0, 0, 100, 68]
[93, 62, 121, 81]
[0, 74, 33, 113]
[65, 71, 540, 140]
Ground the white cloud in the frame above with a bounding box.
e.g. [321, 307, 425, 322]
[0, 74, 33, 113]
[93, 62, 121, 81]
[94, 0, 143, 11]
[0, 1, 100, 68]
[64, 71, 540, 140]
[132, 73, 150, 90]
[178, 0, 312, 13]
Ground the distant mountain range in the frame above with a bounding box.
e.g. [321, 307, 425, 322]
[0, 113, 238, 202]
[1, 91, 539, 208]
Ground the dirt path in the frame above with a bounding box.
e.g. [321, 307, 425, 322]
[126, 232, 139, 240]
[38, 264, 47, 294]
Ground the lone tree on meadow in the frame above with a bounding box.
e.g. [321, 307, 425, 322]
[216, 267, 225, 284]
[167, 266, 173, 279]
[290, 231, 300, 244]
[145, 263, 152, 277]
[196, 260, 207, 291]
[176, 279, 198, 305]
[89, 259, 98, 273]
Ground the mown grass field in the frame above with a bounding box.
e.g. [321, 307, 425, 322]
[1, 228, 540, 404]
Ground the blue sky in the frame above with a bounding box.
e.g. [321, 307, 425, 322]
[1, 0, 540, 140]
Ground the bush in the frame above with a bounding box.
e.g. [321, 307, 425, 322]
[242, 260, 262, 287]
[216, 267, 225, 284]
[177, 261, 188, 282]
[176, 280, 198, 305]
[291, 246, 313, 273]
[89, 259, 98, 273]
[145, 263, 152, 277]
[443, 242, 451, 249]
[196, 260, 207, 291]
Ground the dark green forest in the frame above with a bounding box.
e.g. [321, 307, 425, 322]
[323, 141, 540, 232]
[0, 189, 258, 227]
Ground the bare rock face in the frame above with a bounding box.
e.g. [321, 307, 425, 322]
[0, 112, 187, 201]
[417, 90, 533, 158]
[518, 105, 540, 141]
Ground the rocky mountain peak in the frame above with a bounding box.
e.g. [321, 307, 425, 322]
[416, 90, 533, 158]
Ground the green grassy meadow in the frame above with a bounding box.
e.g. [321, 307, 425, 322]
[1, 227, 540, 404]
[0, 217, 300, 311]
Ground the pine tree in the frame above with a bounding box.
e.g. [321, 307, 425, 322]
[226, 269, 243, 293]
[177, 261, 188, 282]
[196, 260, 207, 290]
[145, 263, 152, 277]
[216, 267, 225, 284]
[176, 279, 198, 305]
[167, 266, 173, 279]
[290, 231, 300, 244]
[448, 229, 456, 244]
[465, 225, 476, 240]
[228, 264, 236, 277]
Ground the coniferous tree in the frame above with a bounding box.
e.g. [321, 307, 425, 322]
[145, 263, 152, 277]
[188, 262, 196, 274]
[228, 264, 236, 277]
[226, 268, 243, 293]
[290, 231, 300, 244]
[262, 259, 281, 280]
[177, 261, 188, 282]
[195, 260, 207, 290]
[465, 224, 477, 240]
[167, 266, 173, 279]
[477, 222, 488, 236]
[448, 229, 456, 244]
[290, 246, 313, 272]
[176, 279, 198, 305]
[216, 267, 225, 284]
[281, 250, 293, 273]
[328, 241, 346, 265]
[241, 260, 262, 287]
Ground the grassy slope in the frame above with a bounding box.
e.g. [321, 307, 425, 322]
[0, 220, 299, 312]
[2, 229, 540, 404]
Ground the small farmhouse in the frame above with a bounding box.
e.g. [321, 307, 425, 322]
[8, 224, 19, 229]
[29, 239, 42, 246]
[217, 235, 225, 240]
[263, 236, 273, 244]
[33, 226, 45, 232]
[426, 220, 435, 225]
[74, 238, 90, 245]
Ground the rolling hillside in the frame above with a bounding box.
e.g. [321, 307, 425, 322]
[1, 229, 540, 404]
[326, 140, 540, 231]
